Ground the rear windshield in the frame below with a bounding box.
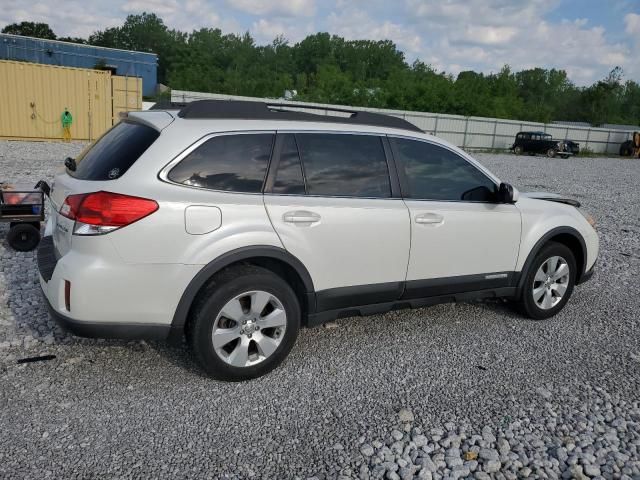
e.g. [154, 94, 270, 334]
[69, 121, 159, 180]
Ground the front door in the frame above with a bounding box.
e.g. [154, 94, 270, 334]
[388, 136, 521, 298]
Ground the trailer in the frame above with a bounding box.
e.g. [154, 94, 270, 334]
[0, 182, 45, 251]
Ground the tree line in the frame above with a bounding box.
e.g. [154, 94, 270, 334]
[3, 15, 639, 127]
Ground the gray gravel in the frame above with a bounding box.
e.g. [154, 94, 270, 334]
[1, 141, 639, 479]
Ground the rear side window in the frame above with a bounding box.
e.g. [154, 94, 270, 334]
[391, 138, 496, 202]
[168, 134, 274, 193]
[71, 121, 159, 180]
[272, 134, 305, 195]
[295, 133, 390, 198]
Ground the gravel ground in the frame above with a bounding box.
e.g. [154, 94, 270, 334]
[0, 140, 639, 479]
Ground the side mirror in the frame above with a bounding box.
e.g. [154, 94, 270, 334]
[498, 182, 518, 203]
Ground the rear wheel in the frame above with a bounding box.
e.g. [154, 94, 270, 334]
[7, 223, 41, 251]
[514, 145, 523, 155]
[516, 242, 576, 320]
[187, 265, 300, 381]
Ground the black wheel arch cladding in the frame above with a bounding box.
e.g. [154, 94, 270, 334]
[171, 246, 314, 333]
[517, 226, 587, 290]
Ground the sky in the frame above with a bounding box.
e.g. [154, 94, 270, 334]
[1, 0, 639, 86]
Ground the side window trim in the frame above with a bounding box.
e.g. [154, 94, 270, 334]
[158, 130, 276, 195]
[264, 133, 307, 195]
[263, 133, 285, 193]
[264, 130, 401, 199]
[388, 134, 499, 203]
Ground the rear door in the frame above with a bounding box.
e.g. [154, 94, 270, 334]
[263, 132, 410, 310]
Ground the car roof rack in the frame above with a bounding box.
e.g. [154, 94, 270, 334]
[177, 100, 423, 133]
[149, 100, 188, 110]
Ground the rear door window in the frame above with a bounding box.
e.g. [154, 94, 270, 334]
[295, 133, 391, 198]
[71, 121, 159, 180]
[272, 134, 306, 195]
[168, 133, 274, 193]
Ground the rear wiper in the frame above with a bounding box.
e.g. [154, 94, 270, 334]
[35, 180, 50, 197]
[64, 157, 76, 172]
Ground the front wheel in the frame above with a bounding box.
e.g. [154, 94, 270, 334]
[546, 148, 557, 158]
[187, 265, 300, 381]
[515, 242, 576, 320]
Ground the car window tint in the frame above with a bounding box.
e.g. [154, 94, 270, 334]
[71, 121, 159, 180]
[168, 134, 274, 193]
[273, 134, 305, 195]
[392, 138, 496, 202]
[295, 133, 390, 198]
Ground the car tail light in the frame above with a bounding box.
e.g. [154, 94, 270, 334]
[59, 191, 158, 235]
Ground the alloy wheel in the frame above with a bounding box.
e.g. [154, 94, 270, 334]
[211, 290, 287, 367]
[532, 256, 570, 310]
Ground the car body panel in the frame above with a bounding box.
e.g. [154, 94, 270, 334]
[264, 195, 410, 291]
[404, 200, 522, 280]
[38, 109, 599, 336]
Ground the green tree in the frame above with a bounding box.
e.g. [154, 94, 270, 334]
[2, 21, 56, 39]
[57, 36, 89, 44]
[89, 13, 184, 84]
[8, 13, 638, 125]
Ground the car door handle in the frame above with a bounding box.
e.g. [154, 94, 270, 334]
[283, 210, 321, 224]
[415, 213, 444, 225]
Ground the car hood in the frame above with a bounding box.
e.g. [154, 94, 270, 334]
[520, 191, 581, 208]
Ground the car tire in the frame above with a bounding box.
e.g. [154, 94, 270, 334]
[514, 146, 523, 155]
[7, 223, 41, 252]
[515, 242, 576, 320]
[187, 265, 300, 381]
[560, 154, 570, 159]
[546, 148, 556, 158]
[620, 141, 632, 156]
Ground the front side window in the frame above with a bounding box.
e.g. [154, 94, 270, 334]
[391, 138, 496, 202]
[168, 133, 274, 193]
[295, 133, 391, 198]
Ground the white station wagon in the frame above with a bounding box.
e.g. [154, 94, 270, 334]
[37, 100, 598, 380]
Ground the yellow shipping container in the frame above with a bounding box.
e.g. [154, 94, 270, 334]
[0, 60, 142, 141]
[112, 75, 142, 124]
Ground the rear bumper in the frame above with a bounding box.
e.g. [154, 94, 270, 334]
[42, 292, 171, 340]
[37, 235, 194, 341]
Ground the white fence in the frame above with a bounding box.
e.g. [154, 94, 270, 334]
[172, 90, 636, 154]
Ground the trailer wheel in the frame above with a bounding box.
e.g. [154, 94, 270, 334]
[7, 223, 41, 252]
[9, 222, 40, 231]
